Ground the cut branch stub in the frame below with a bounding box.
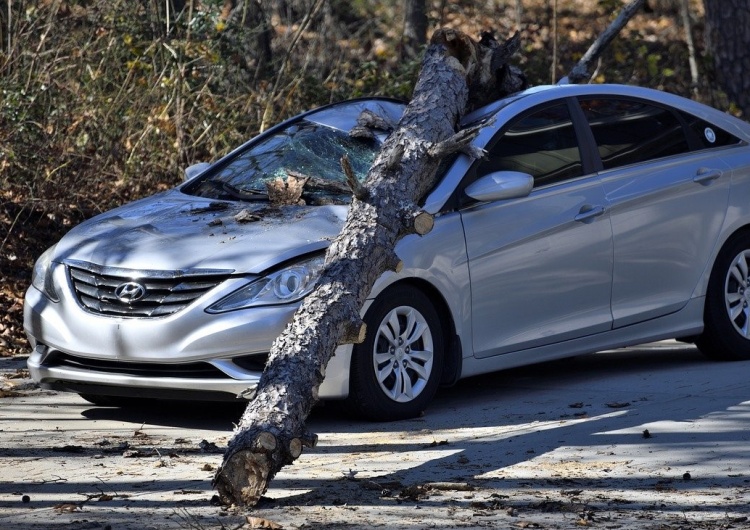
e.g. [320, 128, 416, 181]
[385, 250, 404, 273]
[349, 109, 397, 139]
[340, 318, 367, 345]
[339, 295, 367, 345]
[427, 122, 488, 159]
[289, 438, 303, 459]
[255, 432, 277, 451]
[384, 142, 405, 171]
[340, 155, 368, 200]
[399, 206, 435, 236]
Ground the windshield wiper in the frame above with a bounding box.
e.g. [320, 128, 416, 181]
[203, 179, 269, 201]
[222, 182, 269, 201]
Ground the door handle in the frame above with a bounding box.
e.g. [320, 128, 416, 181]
[694, 168, 722, 185]
[575, 205, 606, 223]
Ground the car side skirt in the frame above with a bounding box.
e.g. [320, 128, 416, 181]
[460, 296, 705, 379]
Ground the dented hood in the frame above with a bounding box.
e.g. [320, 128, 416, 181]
[53, 190, 347, 274]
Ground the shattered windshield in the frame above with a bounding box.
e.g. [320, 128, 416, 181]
[185, 121, 380, 205]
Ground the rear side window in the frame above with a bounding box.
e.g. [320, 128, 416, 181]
[680, 112, 741, 150]
[477, 102, 583, 187]
[579, 98, 690, 170]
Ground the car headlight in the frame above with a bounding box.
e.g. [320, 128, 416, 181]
[31, 245, 60, 302]
[206, 255, 324, 313]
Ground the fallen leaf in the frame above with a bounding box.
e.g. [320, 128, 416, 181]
[54, 503, 82, 513]
[234, 209, 261, 223]
[246, 516, 283, 529]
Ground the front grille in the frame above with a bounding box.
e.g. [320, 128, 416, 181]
[66, 261, 233, 317]
[45, 352, 227, 379]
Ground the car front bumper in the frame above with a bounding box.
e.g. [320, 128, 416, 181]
[24, 272, 352, 401]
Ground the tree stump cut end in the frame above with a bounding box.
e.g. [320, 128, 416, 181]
[214, 450, 271, 507]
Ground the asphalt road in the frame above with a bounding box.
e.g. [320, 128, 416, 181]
[1, 342, 749, 529]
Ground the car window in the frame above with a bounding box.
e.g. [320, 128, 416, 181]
[185, 121, 380, 204]
[476, 103, 583, 188]
[579, 98, 690, 170]
[679, 112, 742, 150]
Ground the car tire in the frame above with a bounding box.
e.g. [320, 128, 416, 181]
[345, 286, 444, 421]
[696, 231, 750, 361]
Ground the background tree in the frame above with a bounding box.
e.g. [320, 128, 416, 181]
[402, 0, 427, 59]
[703, 0, 750, 117]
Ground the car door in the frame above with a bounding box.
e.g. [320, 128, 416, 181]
[460, 100, 614, 359]
[577, 97, 732, 327]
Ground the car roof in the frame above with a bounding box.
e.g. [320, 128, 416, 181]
[462, 83, 750, 142]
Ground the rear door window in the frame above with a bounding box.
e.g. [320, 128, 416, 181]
[578, 98, 690, 170]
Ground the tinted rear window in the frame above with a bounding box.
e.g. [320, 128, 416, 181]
[680, 112, 741, 150]
[579, 98, 690, 170]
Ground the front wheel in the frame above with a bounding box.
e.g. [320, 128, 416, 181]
[344, 286, 444, 421]
[697, 232, 750, 360]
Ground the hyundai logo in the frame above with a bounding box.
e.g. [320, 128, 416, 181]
[114, 281, 147, 303]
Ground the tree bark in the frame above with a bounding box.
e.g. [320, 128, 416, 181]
[704, 0, 750, 117]
[565, 0, 646, 84]
[213, 28, 523, 508]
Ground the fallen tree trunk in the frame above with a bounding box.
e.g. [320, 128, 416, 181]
[214, 0, 647, 504]
[213, 28, 524, 507]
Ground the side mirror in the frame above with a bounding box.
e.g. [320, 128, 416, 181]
[184, 162, 211, 181]
[465, 171, 533, 202]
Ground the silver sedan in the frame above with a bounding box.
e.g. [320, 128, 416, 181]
[25, 83, 750, 420]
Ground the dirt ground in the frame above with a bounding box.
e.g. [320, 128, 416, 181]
[1, 341, 750, 530]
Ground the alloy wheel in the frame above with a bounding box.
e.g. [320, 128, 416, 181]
[372, 305, 434, 403]
[724, 249, 750, 339]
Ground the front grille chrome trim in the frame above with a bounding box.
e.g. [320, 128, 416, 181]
[63, 259, 234, 279]
[63, 260, 236, 318]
